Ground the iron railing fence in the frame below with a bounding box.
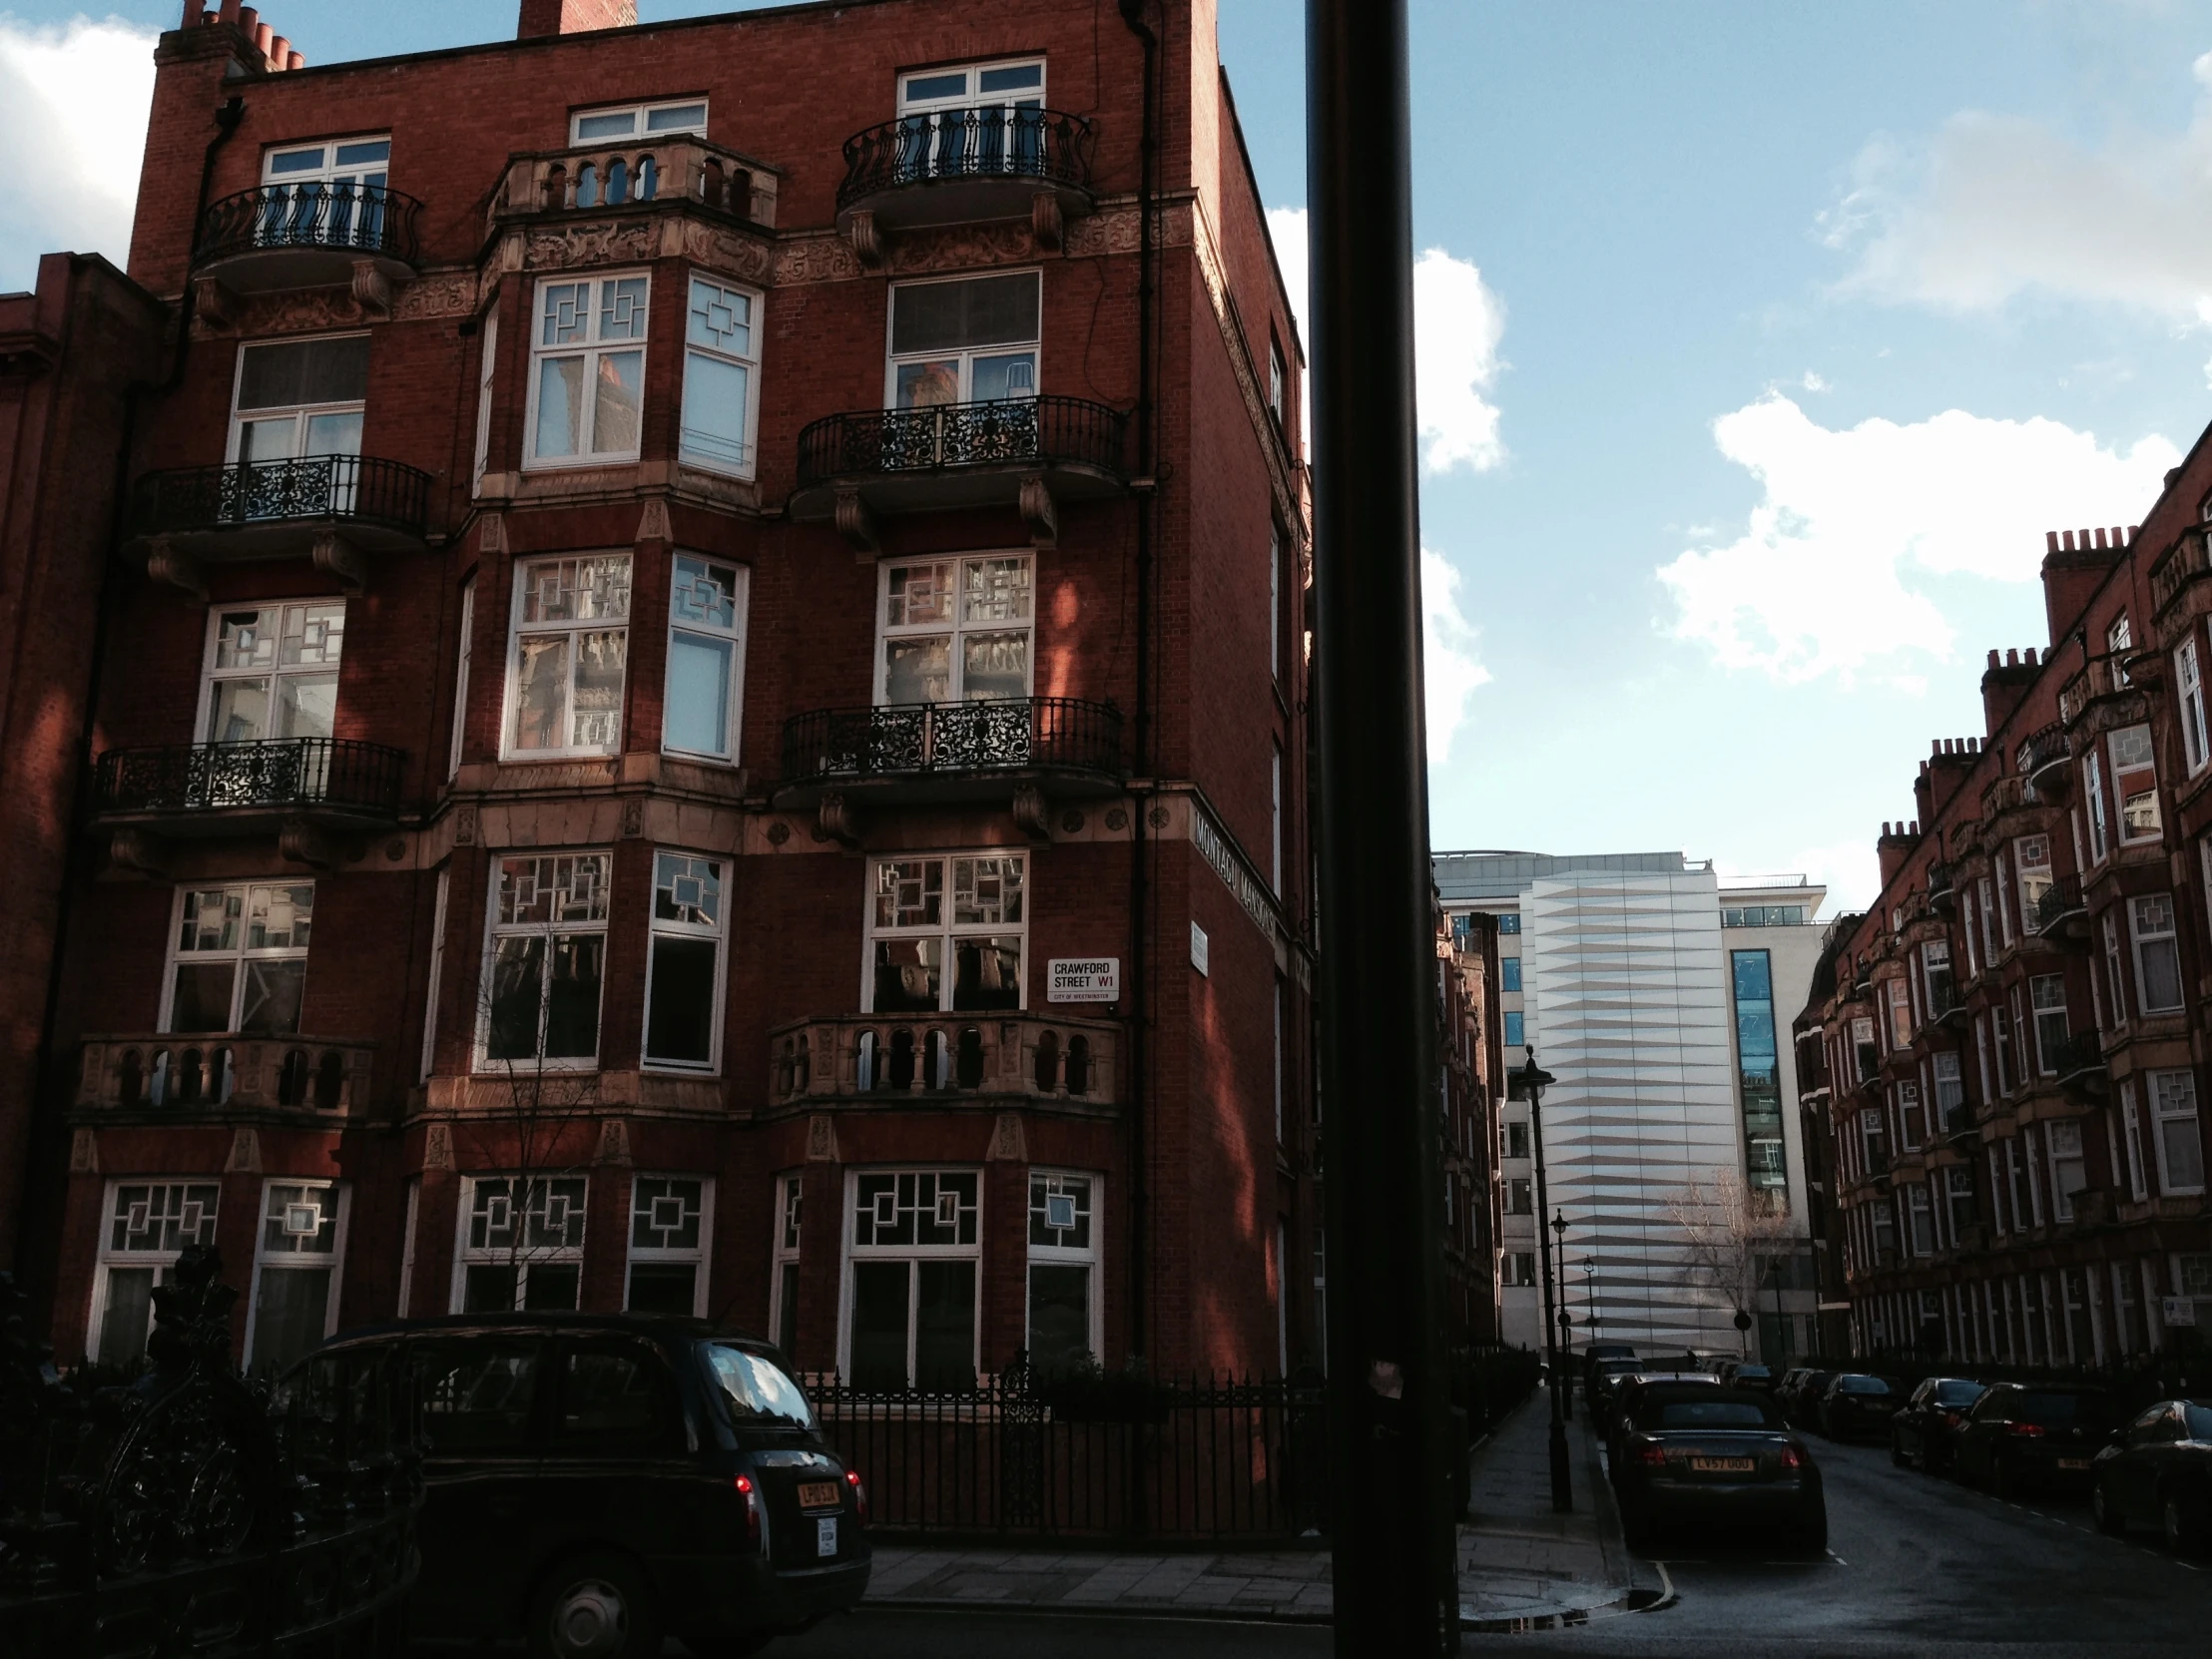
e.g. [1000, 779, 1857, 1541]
[93, 737, 406, 820]
[837, 107, 1095, 209]
[809, 1368, 1328, 1539]
[196, 180, 423, 267]
[796, 395, 1126, 486]
[2034, 873, 2086, 934]
[783, 696, 1122, 784]
[128, 453, 431, 541]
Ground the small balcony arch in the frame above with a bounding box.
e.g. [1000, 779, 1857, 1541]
[887, 1027, 916, 1091]
[313, 1049, 346, 1110]
[956, 1026, 986, 1090]
[856, 1028, 878, 1091]
[116, 1048, 145, 1107]
[278, 1048, 310, 1106]
[1066, 1034, 1091, 1095]
[1033, 1029, 1060, 1094]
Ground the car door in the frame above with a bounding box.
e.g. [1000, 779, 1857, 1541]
[1956, 1387, 2008, 1478]
[1897, 1382, 1932, 1456]
[2114, 1404, 2176, 1521]
[409, 1334, 551, 1636]
[534, 1335, 699, 1572]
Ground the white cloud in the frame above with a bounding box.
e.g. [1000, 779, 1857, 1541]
[1823, 53, 2212, 319]
[1421, 547, 1490, 762]
[0, 15, 156, 290]
[1800, 370, 1830, 393]
[1657, 394, 2178, 682]
[1265, 206, 1507, 473]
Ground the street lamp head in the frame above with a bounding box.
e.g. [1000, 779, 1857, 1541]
[1550, 1209, 1567, 1238]
[1512, 1048, 1556, 1098]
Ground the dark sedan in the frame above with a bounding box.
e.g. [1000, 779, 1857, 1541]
[1588, 1356, 1647, 1417]
[1891, 1377, 1987, 1473]
[2092, 1397, 2212, 1556]
[1612, 1385, 1826, 1552]
[1778, 1368, 1837, 1428]
[1817, 1373, 1902, 1440]
[1953, 1382, 2117, 1500]
[1606, 1372, 1720, 1467]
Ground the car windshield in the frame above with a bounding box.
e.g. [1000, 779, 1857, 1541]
[1936, 1381, 1985, 1406]
[705, 1344, 816, 1429]
[2187, 1403, 2212, 1439]
[2014, 1390, 2108, 1425]
[1837, 1376, 1891, 1394]
[1653, 1398, 1781, 1429]
[1734, 1366, 1771, 1380]
[1600, 1359, 1643, 1375]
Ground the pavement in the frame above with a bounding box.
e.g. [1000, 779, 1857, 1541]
[861, 1388, 1660, 1630]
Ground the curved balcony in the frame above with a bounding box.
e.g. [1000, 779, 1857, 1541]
[2032, 874, 2088, 944]
[779, 697, 1122, 811]
[77, 1033, 370, 1118]
[1926, 860, 1955, 912]
[2050, 1030, 2108, 1099]
[836, 108, 1095, 238]
[194, 183, 422, 292]
[127, 455, 432, 577]
[770, 1012, 1118, 1112]
[2017, 723, 2070, 799]
[91, 738, 405, 837]
[488, 136, 779, 235]
[791, 396, 1128, 545]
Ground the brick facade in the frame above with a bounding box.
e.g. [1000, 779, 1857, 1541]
[6, 0, 1327, 1388]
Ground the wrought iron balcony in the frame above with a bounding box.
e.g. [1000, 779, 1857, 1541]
[91, 738, 405, 833]
[791, 396, 1128, 540]
[1926, 977, 1966, 1027]
[780, 697, 1122, 807]
[2050, 1030, 2107, 1097]
[194, 182, 422, 291]
[2032, 874, 2087, 941]
[2017, 722, 2070, 797]
[127, 454, 432, 568]
[77, 1034, 371, 1116]
[770, 1011, 1118, 1110]
[836, 107, 1095, 238]
[1926, 860, 1955, 911]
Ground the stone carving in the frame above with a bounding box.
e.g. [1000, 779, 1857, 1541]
[145, 540, 207, 600]
[1148, 805, 1170, 830]
[988, 1112, 1027, 1163]
[596, 1118, 633, 1166]
[279, 819, 339, 870]
[1013, 785, 1050, 842]
[807, 1113, 838, 1162]
[109, 829, 171, 880]
[478, 512, 507, 553]
[423, 1121, 453, 1171]
[310, 530, 364, 592]
[349, 259, 394, 318]
[70, 1128, 98, 1174]
[819, 794, 859, 848]
[192, 276, 239, 329]
[678, 218, 777, 282]
[766, 820, 792, 845]
[844, 209, 885, 271]
[226, 1126, 261, 1173]
[1031, 192, 1065, 252]
[1019, 473, 1058, 548]
[453, 806, 478, 846]
[888, 220, 1036, 274]
[1063, 203, 1150, 259]
[1104, 807, 1128, 832]
[621, 798, 645, 837]
[1061, 809, 1086, 834]
[395, 272, 480, 320]
[833, 487, 879, 555]
[635, 497, 672, 543]
[525, 221, 659, 272]
[774, 234, 863, 285]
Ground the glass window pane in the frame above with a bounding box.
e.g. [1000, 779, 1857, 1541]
[680, 353, 751, 472]
[969, 350, 1035, 401]
[237, 416, 298, 464]
[915, 1260, 976, 1389]
[665, 631, 733, 756]
[248, 1266, 331, 1375]
[559, 1349, 667, 1448]
[645, 935, 718, 1066]
[951, 937, 1021, 1010]
[276, 673, 338, 740]
[977, 64, 1043, 93]
[961, 632, 1028, 700]
[645, 103, 707, 133]
[575, 111, 637, 139]
[486, 935, 546, 1059]
[534, 355, 585, 457]
[303, 410, 363, 457]
[894, 358, 961, 407]
[541, 282, 590, 346]
[524, 1264, 581, 1312]
[591, 350, 644, 453]
[850, 1261, 911, 1388]
[671, 556, 739, 632]
[414, 1342, 539, 1450]
[461, 1263, 519, 1313]
[627, 1262, 698, 1314]
[170, 962, 238, 1033]
[686, 279, 752, 354]
[238, 959, 306, 1035]
[543, 935, 604, 1059]
[1028, 1264, 1091, 1371]
[872, 938, 943, 1012]
[98, 1268, 156, 1367]
[885, 562, 954, 627]
[884, 636, 950, 703]
[207, 679, 272, 744]
[267, 147, 329, 176]
[237, 335, 370, 410]
[890, 275, 1039, 354]
[333, 140, 389, 167]
[903, 72, 969, 102]
[600, 278, 650, 340]
[572, 631, 627, 749]
[512, 635, 571, 751]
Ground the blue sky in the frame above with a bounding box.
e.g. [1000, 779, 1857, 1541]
[10, 2, 2212, 913]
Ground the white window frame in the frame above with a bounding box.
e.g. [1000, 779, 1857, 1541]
[1025, 1169, 1104, 1369]
[2129, 893, 2184, 1016]
[2047, 1121, 2086, 1223]
[1886, 977, 1911, 1049]
[883, 271, 1041, 408]
[227, 331, 370, 467]
[897, 57, 1044, 116]
[2110, 724, 2161, 846]
[679, 276, 762, 478]
[2181, 637, 2211, 776]
[625, 1173, 715, 1317]
[874, 552, 1035, 706]
[243, 1179, 349, 1374]
[1271, 742, 1283, 895]
[862, 850, 1028, 1013]
[471, 309, 498, 494]
[1976, 876, 1997, 964]
[770, 1174, 804, 1360]
[502, 553, 632, 760]
[2121, 1081, 2150, 1201]
[420, 864, 450, 1084]
[450, 1173, 589, 1313]
[1933, 1051, 1963, 1130]
[448, 580, 473, 779]
[262, 135, 389, 188]
[2148, 1069, 2206, 1196]
[2103, 910, 2128, 1027]
[1896, 1080, 1923, 1152]
[662, 553, 749, 763]
[2084, 749, 2110, 862]
[570, 98, 708, 144]
[397, 1176, 420, 1318]
[161, 881, 315, 1038]
[838, 1167, 984, 1386]
[2030, 974, 2067, 1074]
[524, 273, 650, 468]
[476, 850, 612, 1070]
[199, 599, 347, 748]
[642, 848, 728, 1074]
[1906, 1184, 1935, 1257]
[2015, 835, 2051, 927]
[88, 1180, 221, 1368]
[1992, 1003, 2015, 1095]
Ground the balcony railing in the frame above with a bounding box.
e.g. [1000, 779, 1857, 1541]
[783, 698, 1122, 787]
[2049, 1029, 2104, 1088]
[489, 136, 778, 233]
[1926, 977, 1965, 1025]
[128, 455, 432, 557]
[77, 1034, 371, 1114]
[92, 738, 405, 825]
[770, 1012, 1118, 1109]
[195, 182, 422, 273]
[2032, 873, 2086, 937]
[2151, 526, 2211, 617]
[2016, 722, 2070, 795]
[2056, 654, 2144, 729]
[1926, 860, 1955, 909]
[798, 396, 1126, 490]
[837, 107, 1095, 211]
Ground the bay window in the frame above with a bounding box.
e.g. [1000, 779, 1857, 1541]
[877, 554, 1033, 704]
[663, 554, 748, 761]
[2130, 893, 2184, 1014]
[481, 852, 609, 1065]
[1992, 1004, 2015, 1094]
[448, 582, 472, 778]
[626, 1175, 712, 1316]
[231, 333, 368, 468]
[844, 1169, 981, 1389]
[680, 276, 760, 475]
[1922, 938, 1953, 1012]
[1897, 1080, 1924, 1150]
[2121, 1081, 2150, 1201]
[202, 601, 345, 745]
[2031, 974, 2067, 1072]
[472, 310, 497, 494]
[1933, 1051, 1964, 1132]
[454, 1174, 588, 1312]
[2149, 1069, 2206, 1195]
[2047, 1121, 2086, 1221]
[527, 274, 648, 465]
[1027, 1171, 1101, 1371]
[1906, 1184, 1935, 1256]
[164, 882, 313, 1035]
[771, 1175, 803, 1359]
[90, 1181, 219, 1368]
[572, 99, 707, 143]
[866, 852, 1025, 1012]
[2085, 749, 2109, 862]
[2015, 836, 2051, 924]
[2180, 637, 2211, 775]
[506, 554, 631, 757]
[887, 272, 1039, 407]
[1886, 977, 1910, 1048]
[246, 1180, 346, 1375]
[643, 850, 725, 1071]
[2109, 725, 2161, 844]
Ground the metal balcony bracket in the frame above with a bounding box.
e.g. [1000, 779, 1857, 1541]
[349, 258, 396, 319]
[192, 276, 240, 331]
[818, 792, 861, 848]
[145, 538, 207, 600]
[1019, 473, 1058, 549]
[1030, 191, 1064, 253]
[107, 828, 171, 881]
[310, 530, 366, 593]
[834, 486, 880, 559]
[844, 209, 886, 272]
[279, 817, 341, 870]
[1013, 784, 1051, 843]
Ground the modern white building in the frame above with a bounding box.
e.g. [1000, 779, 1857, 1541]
[1434, 852, 1826, 1361]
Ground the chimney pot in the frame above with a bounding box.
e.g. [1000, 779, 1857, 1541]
[237, 6, 257, 37]
[2006, 648, 2018, 666]
[218, 0, 239, 23]
[2114, 526, 2125, 546]
[2063, 531, 2076, 551]
[1987, 649, 2000, 669]
[2026, 647, 2038, 665]
[253, 22, 273, 58]
[2095, 527, 2108, 550]
[286, 48, 303, 68]
[271, 34, 289, 65]
[2046, 531, 2059, 554]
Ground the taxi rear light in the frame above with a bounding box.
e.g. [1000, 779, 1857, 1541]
[733, 1473, 763, 1548]
[845, 1467, 869, 1525]
[2006, 1422, 2046, 1438]
[1778, 1443, 1804, 1471]
[1635, 1443, 1668, 1467]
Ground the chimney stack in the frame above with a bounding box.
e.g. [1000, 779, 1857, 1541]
[519, 0, 636, 36]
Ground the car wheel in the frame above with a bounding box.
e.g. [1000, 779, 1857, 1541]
[2092, 1478, 2126, 1536]
[532, 1553, 662, 1659]
[2164, 1491, 2208, 1559]
[1891, 1430, 1909, 1467]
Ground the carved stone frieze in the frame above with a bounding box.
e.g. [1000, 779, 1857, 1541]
[524, 220, 660, 272]
[396, 273, 481, 320]
[676, 217, 777, 282]
[1018, 474, 1058, 549]
[190, 268, 476, 338]
[775, 234, 863, 286]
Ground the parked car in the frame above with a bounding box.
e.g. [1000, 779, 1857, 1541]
[1606, 1371, 1722, 1467]
[1611, 1384, 1826, 1552]
[1778, 1369, 1837, 1429]
[1890, 1377, 1987, 1473]
[279, 1314, 870, 1657]
[1817, 1374, 1903, 1440]
[1581, 1342, 1636, 1398]
[2091, 1397, 2212, 1555]
[1587, 1356, 1647, 1417]
[1952, 1382, 2118, 1501]
[1717, 1362, 1775, 1392]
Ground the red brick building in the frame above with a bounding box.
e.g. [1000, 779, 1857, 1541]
[1796, 432, 2212, 1365]
[4, 0, 1324, 1388]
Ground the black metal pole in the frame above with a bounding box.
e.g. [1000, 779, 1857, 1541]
[1527, 1068, 1571, 1511]
[1309, 1, 1460, 1650]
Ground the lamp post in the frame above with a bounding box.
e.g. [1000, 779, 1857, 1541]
[1551, 1210, 1572, 1422]
[1515, 1047, 1570, 1512]
[1581, 1257, 1598, 1343]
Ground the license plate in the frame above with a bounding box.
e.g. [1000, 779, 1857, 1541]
[816, 1516, 838, 1557]
[2056, 1457, 2089, 1470]
[1690, 1456, 1756, 1472]
[797, 1481, 841, 1510]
